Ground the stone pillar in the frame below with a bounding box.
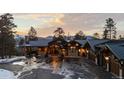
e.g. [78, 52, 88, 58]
[106, 63, 109, 72]
[119, 68, 122, 79]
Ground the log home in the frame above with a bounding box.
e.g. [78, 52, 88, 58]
[103, 43, 124, 78]
[96, 40, 124, 78]
[19, 37, 87, 58]
[84, 39, 109, 65]
[20, 38, 52, 57]
[75, 40, 87, 57]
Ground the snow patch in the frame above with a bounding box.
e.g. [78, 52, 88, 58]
[59, 67, 74, 79]
[12, 61, 26, 66]
[0, 56, 26, 64]
[39, 62, 52, 70]
[0, 69, 16, 79]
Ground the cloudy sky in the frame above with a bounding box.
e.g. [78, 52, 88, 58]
[12, 13, 124, 38]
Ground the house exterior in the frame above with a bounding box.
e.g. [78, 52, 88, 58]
[103, 43, 124, 78]
[65, 40, 81, 57]
[48, 39, 67, 56]
[19, 37, 124, 78]
[19, 37, 87, 58]
[20, 38, 52, 57]
[83, 39, 109, 64]
[95, 40, 124, 78]
[75, 40, 87, 57]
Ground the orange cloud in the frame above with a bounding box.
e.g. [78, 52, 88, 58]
[16, 31, 27, 35]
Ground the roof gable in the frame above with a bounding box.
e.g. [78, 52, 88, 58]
[87, 39, 109, 51]
[106, 43, 124, 61]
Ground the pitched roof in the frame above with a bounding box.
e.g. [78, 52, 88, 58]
[48, 39, 68, 48]
[21, 38, 52, 47]
[87, 39, 109, 51]
[106, 43, 124, 61]
[96, 40, 124, 48]
[75, 40, 87, 47]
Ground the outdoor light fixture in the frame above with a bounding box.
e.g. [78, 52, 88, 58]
[105, 56, 109, 61]
[86, 50, 89, 53]
[76, 43, 79, 46]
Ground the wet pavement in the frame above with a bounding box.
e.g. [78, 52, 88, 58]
[18, 68, 65, 79]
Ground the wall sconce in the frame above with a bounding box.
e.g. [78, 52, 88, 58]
[105, 56, 109, 61]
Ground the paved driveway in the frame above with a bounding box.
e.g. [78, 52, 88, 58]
[66, 58, 117, 79]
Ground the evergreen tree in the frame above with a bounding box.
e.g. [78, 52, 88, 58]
[93, 32, 100, 39]
[74, 31, 85, 40]
[19, 38, 25, 45]
[103, 18, 117, 39]
[28, 26, 38, 41]
[53, 27, 65, 40]
[0, 13, 17, 59]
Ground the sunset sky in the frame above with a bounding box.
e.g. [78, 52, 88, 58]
[12, 13, 124, 38]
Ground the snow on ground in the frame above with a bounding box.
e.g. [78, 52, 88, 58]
[12, 61, 26, 66]
[15, 61, 74, 78]
[0, 69, 16, 79]
[0, 56, 75, 79]
[15, 62, 52, 78]
[0, 56, 26, 64]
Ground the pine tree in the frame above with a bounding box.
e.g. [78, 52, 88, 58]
[28, 26, 38, 41]
[74, 31, 85, 40]
[93, 32, 100, 39]
[53, 27, 65, 40]
[19, 38, 25, 45]
[0, 13, 17, 59]
[103, 18, 117, 39]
